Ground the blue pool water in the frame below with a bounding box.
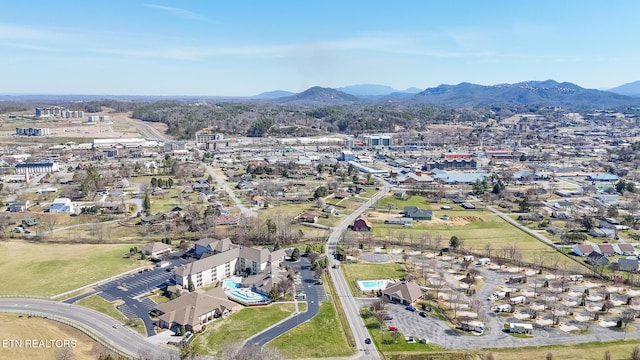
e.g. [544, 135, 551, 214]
[357, 279, 391, 291]
[223, 279, 241, 289]
[226, 289, 270, 304]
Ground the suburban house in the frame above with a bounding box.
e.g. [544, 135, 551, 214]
[213, 215, 239, 226]
[589, 228, 617, 239]
[572, 244, 595, 257]
[461, 202, 476, 210]
[175, 241, 286, 290]
[595, 244, 616, 257]
[381, 281, 424, 304]
[296, 212, 320, 223]
[49, 197, 74, 213]
[615, 244, 636, 256]
[155, 287, 242, 332]
[403, 206, 433, 221]
[618, 258, 639, 272]
[142, 242, 172, 259]
[352, 215, 372, 231]
[9, 201, 30, 213]
[586, 251, 610, 266]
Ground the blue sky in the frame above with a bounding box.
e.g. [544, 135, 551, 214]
[1, 0, 638, 96]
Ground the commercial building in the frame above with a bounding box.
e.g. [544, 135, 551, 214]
[15, 127, 50, 136]
[362, 134, 392, 147]
[15, 161, 59, 174]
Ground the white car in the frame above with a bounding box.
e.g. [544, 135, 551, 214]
[112, 324, 120, 329]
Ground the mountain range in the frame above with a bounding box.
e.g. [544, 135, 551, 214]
[253, 80, 640, 108]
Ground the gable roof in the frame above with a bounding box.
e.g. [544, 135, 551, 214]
[156, 289, 240, 327]
[403, 206, 433, 219]
[176, 247, 241, 277]
[143, 241, 172, 254]
[382, 281, 424, 303]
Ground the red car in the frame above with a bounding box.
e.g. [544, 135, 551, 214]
[389, 326, 399, 331]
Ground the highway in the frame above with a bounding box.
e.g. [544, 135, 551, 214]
[325, 180, 390, 360]
[0, 298, 179, 359]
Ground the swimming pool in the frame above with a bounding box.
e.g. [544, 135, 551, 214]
[222, 276, 242, 290]
[226, 289, 270, 305]
[357, 279, 392, 292]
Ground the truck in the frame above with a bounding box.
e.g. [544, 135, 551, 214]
[476, 258, 491, 266]
[156, 261, 171, 269]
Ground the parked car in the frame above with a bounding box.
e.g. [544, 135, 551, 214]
[364, 338, 371, 344]
[405, 305, 416, 312]
[389, 326, 399, 331]
[419, 311, 428, 318]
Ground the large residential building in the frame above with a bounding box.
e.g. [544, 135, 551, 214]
[175, 240, 286, 290]
[195, 129, 224, 144]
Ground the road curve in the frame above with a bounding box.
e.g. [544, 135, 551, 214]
[0, 299, 178, 359]
[326, 180, 390, 360]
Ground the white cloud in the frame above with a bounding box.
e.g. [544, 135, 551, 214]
[144, 3, 211, 22]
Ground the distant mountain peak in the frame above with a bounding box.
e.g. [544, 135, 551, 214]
[274, 86, 362, 106]
[608, 80, 640, 96]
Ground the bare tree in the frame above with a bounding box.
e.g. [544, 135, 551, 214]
[621, 308, 637, 328]
[431, 272, 447, 299]
[55, 348, 75, 360]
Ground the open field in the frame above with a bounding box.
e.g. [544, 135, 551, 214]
[195, 303, 296, 356]
[0, 241, 143, 296]
[0, 313, 108, 360]
[477, 340, 640, 360]
[368, 197, 585, 271]
[270, 302, 354, 358]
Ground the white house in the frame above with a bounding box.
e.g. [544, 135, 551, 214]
[49, 197, 74, 213]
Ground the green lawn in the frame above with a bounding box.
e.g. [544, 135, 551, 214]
[376, 195, 433, 212]
[77, 295, 127, 322]
[269, 302, 354, 358]
[342, 262, 406, 296]
[0, 241, 143, 296]
[196, 304, 296, 356]
[367, 203, 582, 270]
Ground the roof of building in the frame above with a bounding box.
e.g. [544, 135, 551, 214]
[156, 288, 240, 328]
[382, 281, 424, 303]
[176, 247, 241, 277]
[143, 241, 172, 255]
[403, 206, 433, 219]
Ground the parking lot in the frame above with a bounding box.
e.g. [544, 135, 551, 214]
[65, 256, 186, 336]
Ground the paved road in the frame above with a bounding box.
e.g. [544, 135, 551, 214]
[0, 298, 179, 359]
[325, 180, 391, 360]
[205, 164, 256, 217]
[247, 258, 323, 346]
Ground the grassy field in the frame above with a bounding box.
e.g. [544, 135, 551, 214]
[367, 197, 583, 270]
[0, 313, 108, 360]
[76, 295, 127, 322]
[0, 241, 143, 296]
[195, 304, 296, 356]
[342, 262, 406, 296]
[478, 339, 640, 360]
[269, 302, 354, 358]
